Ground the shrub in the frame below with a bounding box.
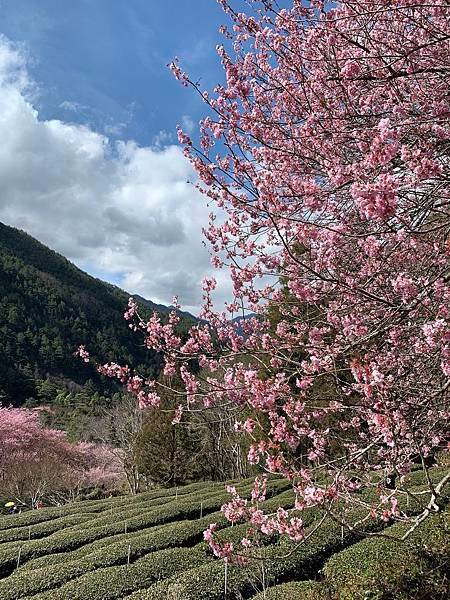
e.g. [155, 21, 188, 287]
[0, 479, 223, 533]
[0, 518, 222, 599]
[0, 513, 98, 544]
[0, 495, 216, 576]
[0, 503, 106, 532]
[3, 474, 447, 599]
[400, 466, 448, 489]
[124, 510, 366, 600]
[0, 479, 289, 578]
[18, 483, 283, 574]
[25, 545, 213, 600]
[125, 491, 443, 600]
[253, 580, 327, 600]
[323, 512, 449, 600]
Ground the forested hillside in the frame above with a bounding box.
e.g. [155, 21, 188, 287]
[0, 222, 194, 432]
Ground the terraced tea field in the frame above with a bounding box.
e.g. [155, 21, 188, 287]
[0, 469, 447, 600]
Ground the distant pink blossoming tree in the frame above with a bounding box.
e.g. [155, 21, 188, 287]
[84, 0, 449, 557]
[0, 407, 123, 506]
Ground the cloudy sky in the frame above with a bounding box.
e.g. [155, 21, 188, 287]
[0, 0, 234, 314]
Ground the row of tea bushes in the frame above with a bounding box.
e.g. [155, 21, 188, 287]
[0, 515, 227, 599]
[24, 519, 296, 600]
[0, 488, 231, 576]
[252, 510, 449, 600]
[0, 480, 217, 533]
[27, 545, 214, 600]
[1, 489, 298, 599]
[0, 467, 440, 535]
[124, 507, 373, 600]
[18, 482, 289, 575]
[0, 477, 239, 534]
[74, 477, 289, 535]
[323, 511, 449, 600]
[0, 513, 100, 544]
[399, 465, 448, 488]
[253, 581, 325, 600]
[3, 472, 446, 599]
[33, 482, 443, 599]
[125, 481, 447, 600]
[0, 478, 290, 580]
[0, 501, 115, 532]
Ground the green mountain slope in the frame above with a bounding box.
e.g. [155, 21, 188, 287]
[0, 222, 193, 423]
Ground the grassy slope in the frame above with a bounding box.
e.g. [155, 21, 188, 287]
[0, 470, 447, 600]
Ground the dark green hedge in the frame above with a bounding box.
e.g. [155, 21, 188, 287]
[0, 513, 99, 544]
[124, 509, 363, 600]
[400, 465, 448, 489]
[17, 486, 233, 572]
[0, 480, 222, 532]
[323, 512, 449, 600]
[27, 545, 214, 600]
[252, 580, 327, 600]
[0, 516, 224, 599]
[126, 487, 443, 600]
[0, 489, 225, 577]
[0, 479, 290, 578]
[28, 481, 445, 599]
[4, 473, 447, 600]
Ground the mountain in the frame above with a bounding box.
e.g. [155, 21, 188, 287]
[0, 222, 195, 435]
[132, 294, 198, 321]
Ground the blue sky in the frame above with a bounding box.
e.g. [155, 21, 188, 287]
[0, 0, 244, 312]
[0, 0, 226, 145]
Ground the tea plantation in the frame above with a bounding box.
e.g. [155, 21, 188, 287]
[0, 470, 447, 600]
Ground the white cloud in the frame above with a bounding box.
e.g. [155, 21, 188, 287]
[0, 36, 230, 314]
[103, 122, 128, 136]
[181, 114, 194, 134]
[152, 129, 175, 147]
[59, 100, 89, 113]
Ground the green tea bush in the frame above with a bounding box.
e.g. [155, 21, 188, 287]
[127, 491, 443, 600]
[27, 545, 213, 600]
[252, 580, 327, 600]
[2, 489, 298, 598]
[75, 478, 289, 539]
[3, 473, 446, 600]
[19, 483, 289, 575]
[0, 517, 224, 599]
[323, 512, 449, 600]
[357, 479, 448, 513]
[34, 481, 446, 598]
[17, 528, 156, 573]
[0, 503, 107, 532]
[124, 511, 360, 600]
[400, 465, 448, 489]
[0, 479, 290, 577]
[0, 480, 222, 533]
[0, 493, 219, 576]
[0, 513, 99, 544]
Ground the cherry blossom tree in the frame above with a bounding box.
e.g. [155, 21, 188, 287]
[55, 441, 125, 503]
[0, 407, 124, 505]
[82, 0, 449, 556]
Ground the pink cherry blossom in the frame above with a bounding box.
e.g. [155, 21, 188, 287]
[87, 0, 449, 558]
